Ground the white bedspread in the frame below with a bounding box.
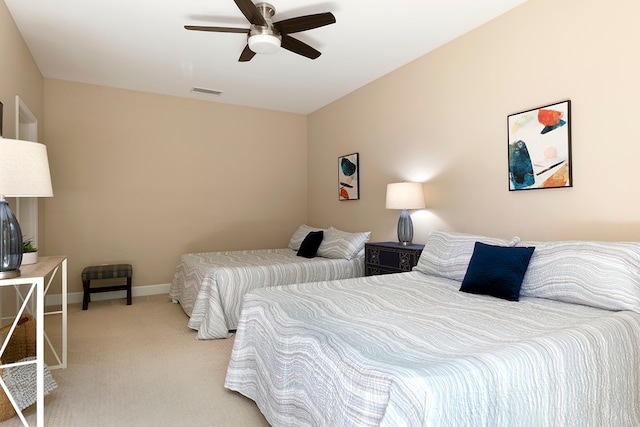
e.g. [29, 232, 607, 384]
[225, 271, 640, 426]
[169, 248, 365, 339]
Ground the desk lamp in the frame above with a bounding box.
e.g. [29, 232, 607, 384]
[385, 182, 426, 246]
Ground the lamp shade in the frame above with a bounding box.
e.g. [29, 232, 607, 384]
[385, 182, 425, 210]
[0, 138, 54, 197]
[0, 137, 54, 278]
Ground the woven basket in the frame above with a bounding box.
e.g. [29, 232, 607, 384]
[0, 314, 36, 421]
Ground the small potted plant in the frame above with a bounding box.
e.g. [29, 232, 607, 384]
[22, 237, 38, 265]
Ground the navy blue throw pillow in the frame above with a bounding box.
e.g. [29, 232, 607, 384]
[460, 242, 535, 301]
[297, 231, 324, 258]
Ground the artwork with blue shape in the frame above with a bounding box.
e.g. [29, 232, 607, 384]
[507, 100, 572, 190]
[338, 153, 359, 200]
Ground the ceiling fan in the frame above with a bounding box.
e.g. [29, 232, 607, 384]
[185, 0, 336, 62]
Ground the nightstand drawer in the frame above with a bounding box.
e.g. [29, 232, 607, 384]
[365, 242, 424, 276]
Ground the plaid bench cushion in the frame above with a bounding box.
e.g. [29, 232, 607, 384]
[82, 264, 132, 281]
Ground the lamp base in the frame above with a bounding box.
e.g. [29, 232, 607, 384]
[0, 269, 20, 279]
[397, 208, 414, 246]
[0, 199, 24, 279]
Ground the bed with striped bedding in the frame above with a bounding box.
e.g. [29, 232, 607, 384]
[170, 248, 365, 339]
[224, 231, 640, 426]
[225, 271, 640, 426]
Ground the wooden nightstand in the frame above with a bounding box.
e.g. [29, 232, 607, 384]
[365, 241, 425, 276]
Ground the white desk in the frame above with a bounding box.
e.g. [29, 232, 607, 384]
[0, 256, 67, 426]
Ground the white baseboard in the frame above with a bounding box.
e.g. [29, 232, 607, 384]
[45, 283, 171, 306]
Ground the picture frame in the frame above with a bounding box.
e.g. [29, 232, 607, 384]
[338, 152, 359, 200]
[0, 101, 3, 137]
[508, 100, 572, 191]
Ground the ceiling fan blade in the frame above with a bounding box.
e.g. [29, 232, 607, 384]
[239, 44, 256, 62]
[184, 25, 248, 34]
[234, 0, 267, 26]
[281, 34, 321, 60]
[274, 12, 336, 34]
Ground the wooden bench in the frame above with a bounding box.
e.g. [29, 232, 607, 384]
[81, 264, 132, 310]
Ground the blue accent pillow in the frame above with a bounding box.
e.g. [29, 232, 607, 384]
[297, 231, 324, 258]
[460, 242, 535, 301]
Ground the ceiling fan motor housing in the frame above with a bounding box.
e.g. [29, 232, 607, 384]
[248, 3, 281, 54]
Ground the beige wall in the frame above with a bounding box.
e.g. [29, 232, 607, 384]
[0, 1, 43, 139]
[308, 0, 640, 244]
[43, 79, 307, 293]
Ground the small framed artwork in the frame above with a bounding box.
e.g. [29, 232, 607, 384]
[338, 152, 359, 200]
[0, 101, 3, 137]
[507, 100, 572, 191]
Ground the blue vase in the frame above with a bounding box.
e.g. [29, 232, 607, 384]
[0, 200, 23, 278]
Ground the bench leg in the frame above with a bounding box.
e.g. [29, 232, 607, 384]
[126, 276, 132, 305]
[82, 280, 90, 310]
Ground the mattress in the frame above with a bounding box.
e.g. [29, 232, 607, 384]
[169, 248, 365, 339]
[225, 271, 640, 426]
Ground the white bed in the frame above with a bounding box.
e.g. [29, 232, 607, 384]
[170, 225, 369, 339]
[224, 230, 640, 426]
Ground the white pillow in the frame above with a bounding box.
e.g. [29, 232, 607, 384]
[414, 230, 520, 282]
[518, 240, 640, 313]
[288, 224, 325, 251]
[317, 227, 371, 260]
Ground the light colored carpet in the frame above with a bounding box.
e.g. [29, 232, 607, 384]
[0, 295, 270, 426]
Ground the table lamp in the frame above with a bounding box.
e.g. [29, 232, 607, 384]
[0, 138, 54, 279]
[385, 182, 426, 246]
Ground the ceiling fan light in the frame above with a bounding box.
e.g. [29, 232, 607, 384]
[248, 34, 281, 54]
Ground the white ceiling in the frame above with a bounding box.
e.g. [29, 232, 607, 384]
[5, 0, 527, 114]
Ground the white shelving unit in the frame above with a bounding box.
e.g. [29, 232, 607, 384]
[0, 256, 67, 426]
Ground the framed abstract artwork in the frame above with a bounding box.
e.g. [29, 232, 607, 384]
[508, 100, 572, 191]
[338, 152, 359, 200]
